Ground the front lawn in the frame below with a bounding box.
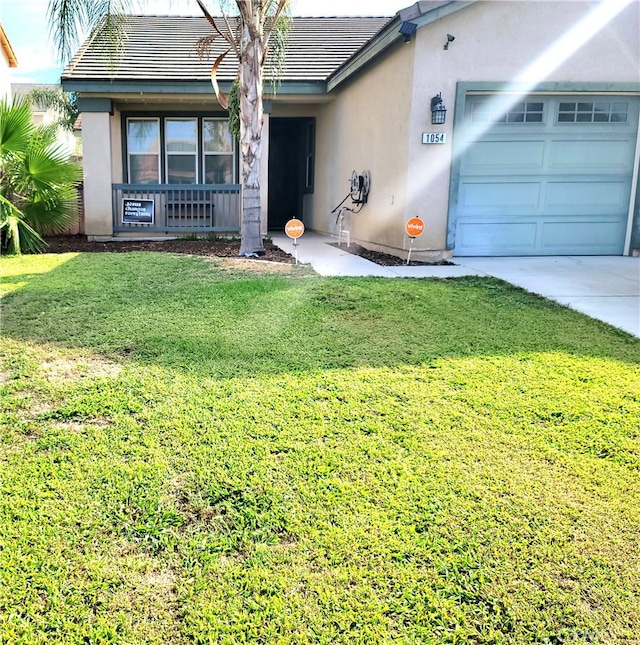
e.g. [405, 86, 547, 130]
[1, 252, 639, 644]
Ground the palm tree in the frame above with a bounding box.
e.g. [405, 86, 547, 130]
[195, 1, 291, 255]
[1, 98, 82, 254]
[25, 86, 79, 134]
[48, 0, 291, 256]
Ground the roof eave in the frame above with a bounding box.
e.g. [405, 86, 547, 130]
[0, 23, 18, 68]
[62, 78, 328, 98]
[327, 1, 475, 92]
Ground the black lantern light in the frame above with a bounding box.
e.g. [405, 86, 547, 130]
[431, 93, 447, 125]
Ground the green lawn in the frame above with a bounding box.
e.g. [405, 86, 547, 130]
[1, 251, 639, 644]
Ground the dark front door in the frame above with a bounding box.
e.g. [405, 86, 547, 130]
[268, 118, 314, 230]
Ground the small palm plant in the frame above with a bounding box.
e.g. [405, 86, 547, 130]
[1, 98, 82, 254]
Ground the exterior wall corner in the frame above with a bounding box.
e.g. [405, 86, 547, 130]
[81, 111, 115, 237]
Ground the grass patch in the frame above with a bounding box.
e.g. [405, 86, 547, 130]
[1, 251, 639, 643]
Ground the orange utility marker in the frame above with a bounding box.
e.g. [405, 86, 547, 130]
[285, 218, 305, 264]
[405, 217, 425, 265]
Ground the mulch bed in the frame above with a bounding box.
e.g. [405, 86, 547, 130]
[329, 243, 454, 267]
[42, 236, 296, 264]
[43, 236, 454, 268]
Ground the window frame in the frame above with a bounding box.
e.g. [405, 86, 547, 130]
[202, 117, 237, 185]
[126, 117, 161, 185]
[164, 117, 199, 185]
[556, 100, 629, 124]
[122, 112, 238, 185]
[468, 98, 545, 125]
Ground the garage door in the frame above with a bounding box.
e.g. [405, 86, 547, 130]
[452, 95, 639, 256]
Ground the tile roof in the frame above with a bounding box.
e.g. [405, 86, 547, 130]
[62, 15, 392, 83]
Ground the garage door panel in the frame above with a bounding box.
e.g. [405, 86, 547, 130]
[549, 139, 633, 171]
[545, 180, 629, 211]
[460, 181, 541, 211]
[457, 220, 537, 253]
[462, 140, 545, 172]
[541, 219, 626, 253]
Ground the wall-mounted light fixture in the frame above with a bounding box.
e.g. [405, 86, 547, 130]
[431, 93, 447, 125]
[444, 33, 455, 50]
[399, 21, 418, 43]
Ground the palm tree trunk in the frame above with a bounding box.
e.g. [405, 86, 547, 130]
[238, 24, 265, 256]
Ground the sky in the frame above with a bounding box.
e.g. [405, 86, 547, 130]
[1, 0, 412, 84]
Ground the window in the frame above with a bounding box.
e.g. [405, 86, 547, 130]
[166, 118, 197, 184]
[558, 101, 628, 123]
[127, 118, 160, 184]
[203, 118, 235, 184]
[470, 100, 544, 124]
[125, 115, 237, 185]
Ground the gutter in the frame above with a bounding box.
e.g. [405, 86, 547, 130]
[62, 79, 328, 96]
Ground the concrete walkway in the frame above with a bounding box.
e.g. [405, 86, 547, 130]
[272, 232, 640, 337]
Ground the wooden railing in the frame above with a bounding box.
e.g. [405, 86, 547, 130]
[112, 184, 241, 234]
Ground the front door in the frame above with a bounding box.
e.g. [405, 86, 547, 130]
[268, 118, 314, 230]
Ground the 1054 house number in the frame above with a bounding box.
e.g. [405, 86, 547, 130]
[422, 132, 447, 144]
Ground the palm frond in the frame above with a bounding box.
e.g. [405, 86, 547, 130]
[24, 143, 82, 189]
[22, 192, 79, 235]
[1, 101, 81, 254]
[0, 197, 47, 255]
[196, 1, 241, 59]
[264, 10, 291, 92]
[48, 0, 140, 69]
[0, 98, 35, 160]
[264, 0, 291, 40]
[209, 49, 232, 110]
[28, 124, 59, 151]
[48, 0, 92, 63]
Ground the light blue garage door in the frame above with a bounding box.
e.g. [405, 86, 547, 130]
[452, 95, 639, 256]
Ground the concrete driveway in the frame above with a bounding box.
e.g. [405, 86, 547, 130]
[272, 233, 640, 337]
[453, 256, 640, 337]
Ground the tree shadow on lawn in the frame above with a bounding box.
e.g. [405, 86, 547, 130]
[2, 251, 639, 378]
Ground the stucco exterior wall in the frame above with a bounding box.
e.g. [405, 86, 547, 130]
[82, 111, 116, 238]
[0, 25, 16, 101]
[310, 42, 415, 250]
[0, 54, 11, 101]
[111, 107, 123, 184]
[403, 0, 640, 256]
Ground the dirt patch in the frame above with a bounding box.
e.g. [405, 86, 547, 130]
[207, 257, 312, 275]
[41, 356, 122, 381]
[329, 242, 454, 267]
[43, 235, 296, 264]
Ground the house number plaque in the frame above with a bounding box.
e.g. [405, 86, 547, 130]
[422, 133, 447, 144]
